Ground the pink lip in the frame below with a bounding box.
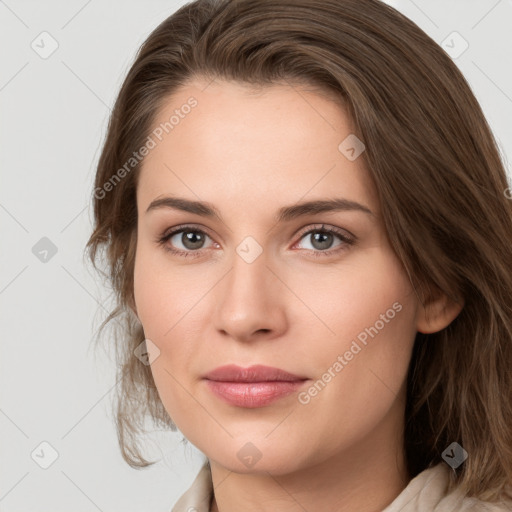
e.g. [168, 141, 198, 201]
[203, 364, 309, 408]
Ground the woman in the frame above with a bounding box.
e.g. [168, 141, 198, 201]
[86, 0, 512, 510]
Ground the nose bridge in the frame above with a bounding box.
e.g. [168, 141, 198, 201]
[227, 238, 270, 299]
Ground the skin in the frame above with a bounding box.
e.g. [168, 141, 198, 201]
[131, 78, 463, 512]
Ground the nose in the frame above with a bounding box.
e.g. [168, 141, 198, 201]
[212, 246, 287, 344]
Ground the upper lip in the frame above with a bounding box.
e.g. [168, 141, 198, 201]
[203, 364, 307, 382]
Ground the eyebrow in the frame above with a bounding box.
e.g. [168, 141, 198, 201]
[145, 195, 374, 222]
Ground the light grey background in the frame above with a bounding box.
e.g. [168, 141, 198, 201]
[1, 1, 511, 511]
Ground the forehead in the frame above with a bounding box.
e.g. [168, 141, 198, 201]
[137, 78, 378, 218]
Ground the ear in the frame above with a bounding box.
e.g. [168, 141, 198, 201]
[416, 289, 464, 334]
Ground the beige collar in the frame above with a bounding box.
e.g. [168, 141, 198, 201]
[171, 461, 511, 512]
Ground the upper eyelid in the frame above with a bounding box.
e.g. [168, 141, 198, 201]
[296, 223, 355, 239]
[163, 223, 355, 246]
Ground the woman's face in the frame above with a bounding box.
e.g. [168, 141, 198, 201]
[133, 78, 422, 475]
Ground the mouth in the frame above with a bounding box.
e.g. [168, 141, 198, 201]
[203, 364, 310, 408]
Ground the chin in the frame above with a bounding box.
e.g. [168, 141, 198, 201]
[202, 437, 311, 476]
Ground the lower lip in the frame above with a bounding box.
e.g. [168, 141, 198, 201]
[205, 380, 307, 408]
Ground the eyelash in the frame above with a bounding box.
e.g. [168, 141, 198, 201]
[156, 223, 356, 259]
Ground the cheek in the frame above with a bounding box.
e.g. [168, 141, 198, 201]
[302, 251, 417, 417]
[347, 248, 416, 364]
[133, 243, 206, 393]
[133, 241, 193, 335]
[283, 244, 416, 348]
[295, 247, 417, 406]
[133, 251, 201, 425]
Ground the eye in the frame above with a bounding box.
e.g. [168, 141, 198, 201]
[293, 224, 355, 257]
[156, 225, 215, 258]
[156, 223, 356, 259]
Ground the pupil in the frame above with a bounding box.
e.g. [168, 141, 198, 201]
[183, 231, 203, 249]
[313, 232, 332, 250]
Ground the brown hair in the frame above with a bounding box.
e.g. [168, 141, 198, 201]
[85, 0, 512, 501]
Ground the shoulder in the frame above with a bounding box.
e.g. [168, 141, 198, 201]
[383, 463, 512, 512]
[174, 460, 512, 512]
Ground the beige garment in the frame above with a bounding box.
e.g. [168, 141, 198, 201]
[171, 461, 512, 512]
